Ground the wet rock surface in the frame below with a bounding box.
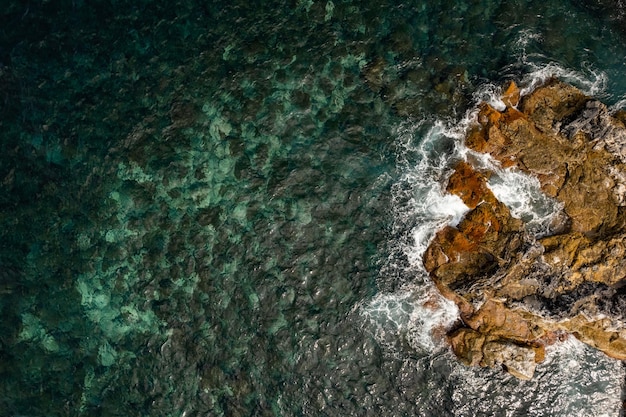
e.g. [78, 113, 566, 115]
[424, 79, 626, 378]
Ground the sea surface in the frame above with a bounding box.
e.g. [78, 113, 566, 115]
[1, 1, 626, 416]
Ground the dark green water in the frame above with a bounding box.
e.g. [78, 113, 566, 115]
[1, 1, 625, 415]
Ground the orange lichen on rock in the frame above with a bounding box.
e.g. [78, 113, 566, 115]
[501, 81, 520, 108]
[446, 161, 495, 208]
[478, 103, 503, 125]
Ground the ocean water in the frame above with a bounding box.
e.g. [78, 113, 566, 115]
[1, 1, 626, 416]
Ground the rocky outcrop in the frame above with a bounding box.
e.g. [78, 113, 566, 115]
[424, 78, 626, 379]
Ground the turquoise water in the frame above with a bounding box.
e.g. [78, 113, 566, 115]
[1, 1, 625, 415]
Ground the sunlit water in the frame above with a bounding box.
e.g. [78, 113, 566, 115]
[1, 1, 625, 415]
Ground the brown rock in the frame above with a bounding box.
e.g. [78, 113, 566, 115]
[449, 328, 487, 367]
[481, 340, 537, 380]
[463, 300, 544, 343]
[424, 162, 525, 292]
[520, 78, 588, 134]
[424, 78, 626, 379]
[423, 225, 490, 287]
[502, 81, 520, 108]
[446, 161, 495, 208]
[562, 316, 626, 361]
[448, 327, 538, 380]
[532, 344, 546, 363]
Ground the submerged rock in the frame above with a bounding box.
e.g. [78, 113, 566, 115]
[424, 79, 626, 379]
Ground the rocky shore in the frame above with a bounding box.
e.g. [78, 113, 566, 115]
[423, 78, 626, 379]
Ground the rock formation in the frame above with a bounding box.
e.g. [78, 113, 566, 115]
[423, 78, 626, 379]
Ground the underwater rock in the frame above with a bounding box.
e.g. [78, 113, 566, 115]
[362, 57, 387, 94]
[424, 79, 626, 379]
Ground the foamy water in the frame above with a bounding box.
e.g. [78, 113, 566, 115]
[487, 168, 564, 237]
[612, 96, 626, 112]
[361, 285, 459, 354]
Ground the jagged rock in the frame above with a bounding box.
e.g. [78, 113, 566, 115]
[521, 80, 588, 134]
[425, 161, 526, 295]
[448, 327, 538, 380]
[446, 161, 497, 208]
[424, 78, 626, 379]
[501, 81, 520, 108]
[482, 340, 537, 380]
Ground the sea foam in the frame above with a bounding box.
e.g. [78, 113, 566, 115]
[487, 168, 564, 237]
[361, 284, 459, 354]
[520, 61, 608, 97]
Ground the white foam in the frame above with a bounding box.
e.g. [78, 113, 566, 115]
[361, 117, 469, 356]
[361, 284, 459, 354]
[392, 119, 473, 269]
[512, 28, 543, 64]
[365, 110, 497, 357]
[510, 29, 609, 99]
[610, 96, 626, 112]
[407, 186, 469, 261]
[520, 61, 608, 98]
[472, 83, 507, 112]
[487, 167, 564, 237]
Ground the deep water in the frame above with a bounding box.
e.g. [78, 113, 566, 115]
[1, 1, 625, 416]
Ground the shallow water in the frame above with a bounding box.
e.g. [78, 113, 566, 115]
[1, 1, 625, 415]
